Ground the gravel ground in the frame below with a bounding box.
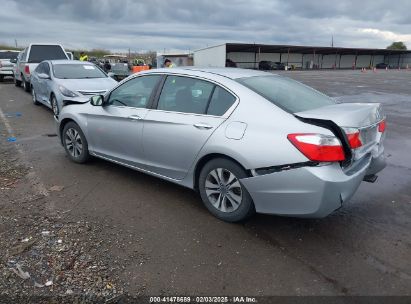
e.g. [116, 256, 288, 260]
[0, 144, 137, 303]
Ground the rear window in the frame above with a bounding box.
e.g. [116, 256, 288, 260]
[237, 76, 335, 113]
[28, 45, 67, 63]
[53, 64, 107, 79]
[0, 51, 19, 60]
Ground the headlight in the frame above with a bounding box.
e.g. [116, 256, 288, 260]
[58, 85, 78, 97]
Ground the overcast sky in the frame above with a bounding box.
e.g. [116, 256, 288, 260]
[1, 0, 410, 53]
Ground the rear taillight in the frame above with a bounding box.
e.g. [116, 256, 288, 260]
[378, 120, 386, 133]
[287, 133, 345, 162]
[344, 128, 362, 149]
[24, 65, 30, 74]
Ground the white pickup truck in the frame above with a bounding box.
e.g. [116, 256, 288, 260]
[14, 43, 69, 92]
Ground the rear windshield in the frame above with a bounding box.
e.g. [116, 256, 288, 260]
[53, 64, 107, 79]
[0, 51, 19, 60]
[237, 76, 335, 113]
[28, 45, 68, 63]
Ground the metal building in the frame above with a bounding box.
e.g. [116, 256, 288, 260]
[194, 43, 411, 69]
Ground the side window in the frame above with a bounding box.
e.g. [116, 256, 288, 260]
[207, 86, 236, 116]
[21, 48, 28, 61]
[107, 75, 161, 108]
[157, 76, 215, 114]
[35, 62, 44, 74]
[43, 63, 50, 76]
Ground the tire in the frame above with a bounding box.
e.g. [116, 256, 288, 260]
[22, 76, 30, 92]
[14, 77, 21, 87]
[50, 94, 59, 116]
[31, 87, 40, 105]
[0, 75, 3, 82]
[198, 158, 255, 222]
[62, 122, 90, 164]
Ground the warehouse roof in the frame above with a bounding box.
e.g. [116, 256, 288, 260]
[198, 43, 410, 55]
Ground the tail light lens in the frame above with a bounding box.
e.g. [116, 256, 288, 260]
[24, 65, 30, 74]
[378, 120, 386, 133]
[287, 133, 345, 162]
[344, 128, 362, 149]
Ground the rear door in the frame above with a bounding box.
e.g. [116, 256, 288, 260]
[86, 74, 162, 168]
[142, 75, 236, 180]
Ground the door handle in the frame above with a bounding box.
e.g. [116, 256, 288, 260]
[193, 123, 213, 130]
[128, 115, 142, 121]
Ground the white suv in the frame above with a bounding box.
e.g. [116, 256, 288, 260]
[14, 43, 69, 92]
[0, 50, 20, 82]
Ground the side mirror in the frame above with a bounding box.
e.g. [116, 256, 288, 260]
[10, 58, 17, 64]
[90, 95, 104, 106]
[38, 73, 50, 79]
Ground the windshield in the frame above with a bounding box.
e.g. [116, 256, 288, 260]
[28, 45, 68, 63]
[0, 51, 19, 60]
[53, 64, 107, 79]
[237, 76, 335, 113]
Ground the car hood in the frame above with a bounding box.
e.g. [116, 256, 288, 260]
[55, 77, 117, 94]
[294, 103, 384, 128]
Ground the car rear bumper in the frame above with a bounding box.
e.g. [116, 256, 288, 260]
[240, 153, 385, 218]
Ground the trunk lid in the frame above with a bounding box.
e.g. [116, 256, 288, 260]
[295, 103, 385, 163]
[295, 103, 383, 128]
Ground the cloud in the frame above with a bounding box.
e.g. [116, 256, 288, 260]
[1, 0, 410, 52]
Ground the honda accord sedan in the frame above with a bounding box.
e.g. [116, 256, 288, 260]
[56, 68, 386, 222]
[31, 60, 117, 116]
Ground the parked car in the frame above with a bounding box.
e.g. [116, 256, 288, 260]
[0, 50, 20, 82]
[30, 60, 117, 116]
[14, 43, 69, 92]
[375, 62, 389, 69]
[258, 61, 286, 70]
[56, 68, 386, 222]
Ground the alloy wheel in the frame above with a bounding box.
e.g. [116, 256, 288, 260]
[31, 89, 36, 103]
[64, 128, 83, 158]
[51, 96, 59, 116]
[205, 168, 243, 213]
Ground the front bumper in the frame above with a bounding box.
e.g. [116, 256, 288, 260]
[0, 69, 14, 76]
[240, 153, 385, 218]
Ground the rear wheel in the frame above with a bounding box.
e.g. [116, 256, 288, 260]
[198, 158, 255, 222]
[31, 87, 40, 105]
[22, 76, 30, 92]
[62, 122, 90, 164]
[0, 75, 3, 82]
[14, 76, 21, 87]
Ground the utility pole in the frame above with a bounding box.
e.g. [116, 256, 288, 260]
[15, 39, 18, 48]
[331, 35, 334, 48]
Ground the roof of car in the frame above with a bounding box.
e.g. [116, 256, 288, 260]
[143, 67, 275, 79]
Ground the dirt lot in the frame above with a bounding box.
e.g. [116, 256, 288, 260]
[0, 70, 410, 303]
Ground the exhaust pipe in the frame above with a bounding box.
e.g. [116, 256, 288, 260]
[363, 174, 378, 183]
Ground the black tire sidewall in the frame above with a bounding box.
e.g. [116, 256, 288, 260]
[32, 88, 39, 105]
[198, 158, 255, 222]
[62, 122, 90, 163]
[51, 95, 59, 115]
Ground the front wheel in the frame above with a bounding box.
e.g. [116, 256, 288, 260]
[198, 158, 255, 222]
[62, 122, 90, 164]
[51, 94, 59, 116]
[31, 87, 40, 105]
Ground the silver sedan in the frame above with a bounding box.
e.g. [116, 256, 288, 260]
[30, 60, 117, 116]
[56, 68, 386, 222]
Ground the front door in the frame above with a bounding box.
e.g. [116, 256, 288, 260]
[86, 74, 162, 168]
